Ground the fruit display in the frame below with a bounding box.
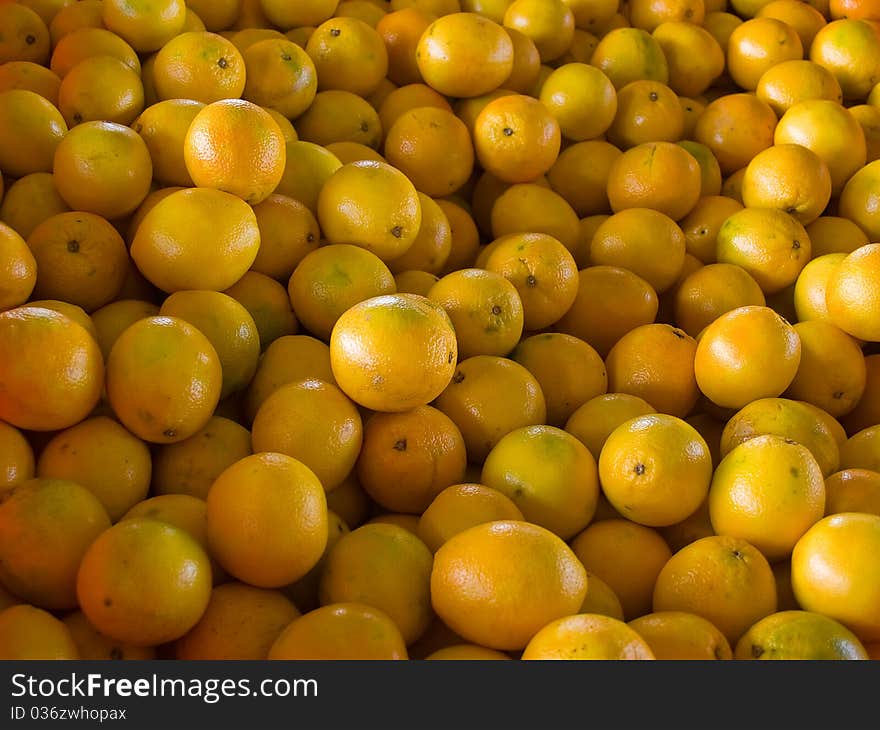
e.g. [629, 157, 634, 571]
[1, 0, 880, 663]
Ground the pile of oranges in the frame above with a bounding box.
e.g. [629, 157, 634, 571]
[0, 0, 879, 662]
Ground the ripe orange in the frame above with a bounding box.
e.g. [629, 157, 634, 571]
[473, 93, 561, 184]
[694, 305, 802, 410]
[432, 520, 587, 650]
[810, 18, 880, 101]
[652, 21, 725, 98]
[565, 393, 657, 462]
[674, 263, 766, 338]
[306, 17, 389, 97]
[242, 39, 318, 119]
[0, 222, 36, 311]
[824, 469, 880, 516]
[727, 17, 803, 92]
[523, 613, 655, 660]
[490, 183, 579, 254]
[0, 306, 104, 432]
[0, 3, 51, 66]
[503, 0, 575, 63]
[629, 611, 733, 660]
[826, 243, 880, 342]
[433, 355, 547, 463]
[224, 271, 300, 350]
[295, 90, 383, 149]
[105, 316, 222, 444]
[606, 81, 684, 150]
[735, 610, 869, 660]
[378, 7, 434, 86]
[0, 89, 67, 180]
[755, 60, 843, 117]
[330, 293, 457, 412]
[0, 605, 79, 660]
[590, 27, 669, 90]
[153, 31, 246, 103]
[546, 140, 621, 218]
[694, 92, 777, 175]
[62, 610, 155, 661]
[539, 63, 617, 142]
[792, 513, 880, 641]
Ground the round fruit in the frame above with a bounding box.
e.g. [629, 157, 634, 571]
[735, 610, 868, 660]
[522, 614, 655, 660]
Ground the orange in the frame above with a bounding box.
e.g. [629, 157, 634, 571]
[378, 8, 434, 86]
[27, 212, 128, 313]
[653, 534, 777, 643]
[159, 291, 260, 399]
[0, 3, 51, 66]
[825, 244, 880, 342]
[131, 188, 260, 293]
[53, 120, 151, 221]
[590, 27, 669, 90]
[230, 27, 286, 53]
[490, 184, 579, 253]
[0, 306, 103, 432]
[378, 83, 451, 134]
[652, 21, 724, 98]
[251, 379, 363, 491]
[502, 26, 541, 93]
[735, 610, 868, 660]
[523, 613, 655, 660]
[90, 299, 160, 361]
[418, 483, 524, 552]
[510, 333, 607, 426]
[840, 426, 880, 472]
[320, 522, 433, 644]
[269, 602, 408, 660]
[599, 414, 711, 526]
[792, 513, 880, 641]
[560, 0, 618, 29]
[105, 315, 222, 444]
[330, 293, 456, 412]
[132, 99, 204, 188]
[720, 397, 842, 478]
[356, 405, 467, 513]
[151, 416, 252, 500]
[695, 305, 801, 410]
[844, 354, 880, 435]
[565, 393, 657, 462]
[0, 605, 79, 660]
[694, 92, 777, 176]
[206, 451, 327, 588]
[275, 140, 342, 214]
[325, 141, 385, 164]
[289, 244, 396, 342]
[426, 644, 511, 659]
[101, 0, 185, 52]
[249, 195, 320, 282]
[571, 518, 672, 620]
[182, 0, 240, 31]
[759, 0, 826, 46]
[775, 99, 867, 197]
[427, 268, 524, 359]
[20, 300, 96, 342]
[555, 266, 659, 357]
[674, 263, 766, 338]
[838, 161, 880, 241]
[434, 355, 547, 463]
[184, 99, 285, 206]
[473, 93, 561, 183]
[481, 425, 599, 538]
[606, 80, 684, 150]
[677, 141, 722, 200]
[604, 324, 699, 417]
[850, 103, 880, 162]
[318, 161, 422, 260]
[741, 144, 832, 227]
[786, 321, 867, 418]
[679, 97, 706, 138]
[244, 335, 334, 423]
[825, 468, 880, 516]
[57, 55, 144, 128]
[539, 63, 617, 142]
[590, 209, 687, 294]
[579, 570, 625, 620]
[431, 520, 586, 650]
[716, 208, 810, 295]
[0, 421, 35, 490]
[482, 232, 578, 330]
[0, 478, 110, 610]
[334, 0, 388, 26]
[62, 611, 155, 660]
[383, 194, 447, 273]
[35, 416, 150, 522]
[709, 434, 826, 560]
[415, 13, 513, 97]
[224, 271, 299, 350]
[727, 17, 803, 92]
[546, 140, 621, 218]
[0, 89, 66, 180]
[77, 518, 212, 646]
[811, 19, 880, 101]
[242, 39, 317, 120]
[394, 270, 440, 295]
[629, 611, 732, 660]
[176, 582, 300, 660]
[631, 0, 705, 31]
[48, 0, 104, 44]
[50, 27, 140, 79]
[0, 61, 61, 110]
[153, 31, 246, 103]
[305, 17, 388, 97]
[756, 60, 843, 117]
[0, 222, 36, 311]
[607, 142, 700, 221]
[502, 0, 574, 62]
[794, 253, 847, 324]
[295, 90, 383, 149]
[386, 110, 473, 199]
[261, 0, 340, 28]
